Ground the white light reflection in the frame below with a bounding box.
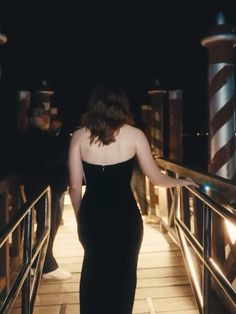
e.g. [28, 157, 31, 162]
[209, 258, 233, 288]
[209, 258, 222, 275]
[203, 185, 211, 193]
[225, 219, 236, 244]
[180, 230, 203, 307]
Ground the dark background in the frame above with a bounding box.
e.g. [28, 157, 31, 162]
[0, 1, 236, 172]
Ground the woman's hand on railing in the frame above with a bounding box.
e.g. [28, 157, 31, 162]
[178, 177, 199, 188]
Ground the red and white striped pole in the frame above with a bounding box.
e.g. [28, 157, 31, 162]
[201, 12, 236, 180]
[201, 12, 236, 267]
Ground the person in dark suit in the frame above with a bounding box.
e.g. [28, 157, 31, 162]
[49, 114, 70, 225]
[22, 106, 71, 280]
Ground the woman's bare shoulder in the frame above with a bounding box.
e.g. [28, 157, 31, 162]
[70, 127, 89, 147]
[71, 127, 88, 138]
[122, 124, 145, 138]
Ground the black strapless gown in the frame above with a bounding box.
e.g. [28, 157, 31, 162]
[77, 156, 143, 314]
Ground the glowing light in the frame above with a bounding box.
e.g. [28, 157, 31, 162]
[225, 219, 236, 244]
[196, 133, 200, 136]
[209, 258, 232, 287]
[203, 184, 211, 192]
[180, 231, 203, 307]
[209, 258, 222, 273]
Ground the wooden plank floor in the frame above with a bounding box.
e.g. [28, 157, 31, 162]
[12, 193, 198, 314]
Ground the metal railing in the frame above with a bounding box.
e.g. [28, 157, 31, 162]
[153, 157, 236, 314]
[0, 183, 51, 314]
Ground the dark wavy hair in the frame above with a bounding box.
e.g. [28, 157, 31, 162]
[81, 85, 134, 145]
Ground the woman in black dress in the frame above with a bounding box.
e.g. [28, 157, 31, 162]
[68, 85, 196, 314]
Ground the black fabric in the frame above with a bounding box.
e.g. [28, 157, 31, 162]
[21, 125, 68, 273]
[131, 157, 148, 215]
[77, 156, 143, 314]
[48, 127, 70, 193]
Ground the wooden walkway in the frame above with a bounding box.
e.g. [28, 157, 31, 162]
[13, 193, 198, 314]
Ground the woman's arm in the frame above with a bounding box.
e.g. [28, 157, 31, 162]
[134, 129, 197, 188]
[68, 131, 83, 216]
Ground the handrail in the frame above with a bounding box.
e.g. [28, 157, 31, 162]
[156, 156, 236, 204]
[154, 157, 236, 314]
[0, 185, 51, 314]
[188, 186, 236, 223]
[175, 187, 236, 313]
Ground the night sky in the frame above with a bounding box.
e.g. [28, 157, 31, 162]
[0, 1, 236, 136]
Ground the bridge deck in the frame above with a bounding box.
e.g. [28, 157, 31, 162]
[15, 194, 198, 314]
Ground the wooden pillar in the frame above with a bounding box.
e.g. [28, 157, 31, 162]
[166, 90, 183, 231]
[0, 31, 7, 86]
[147, 89, 167, 157]
[17, 91, 31, 133]
[141, 104, 152, 144]
[168, 90, 183, 163]
[141, 104, 156, 217]
[145, 89, 167, 221]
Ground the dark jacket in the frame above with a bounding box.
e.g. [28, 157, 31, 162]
[20, 125, 68, 194]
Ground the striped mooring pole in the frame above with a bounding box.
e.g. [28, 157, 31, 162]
[201, 12, 236, 180]
[201, 13, 236, 278]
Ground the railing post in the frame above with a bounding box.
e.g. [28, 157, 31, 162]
[0, 190, 10, 290]
[21, 210, 32, 313]
[203, 204, 211, 314]
[11, 187, 22, 258]
[180, 188, 190, 229]
[192, 196, 204, 245]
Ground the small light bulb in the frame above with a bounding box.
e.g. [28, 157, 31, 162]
[203, 184, 210, 192]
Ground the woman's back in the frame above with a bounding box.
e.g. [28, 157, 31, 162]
[77, 125, 143, 314]
[68, 85, 196, 314]
[78, 124, 137, 166]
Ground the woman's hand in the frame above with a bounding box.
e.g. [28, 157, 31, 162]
[178, 178, 199, 188]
